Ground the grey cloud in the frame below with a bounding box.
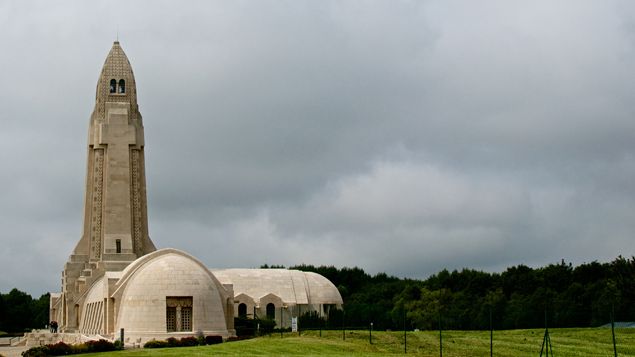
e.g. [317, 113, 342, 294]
[2, 1, 635, 295]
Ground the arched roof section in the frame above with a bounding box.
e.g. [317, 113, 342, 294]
[83, 276, 107, 305]
[304, 271, 343, 305]
[212, 269, 342, 306]
[114, 248, 228, 297]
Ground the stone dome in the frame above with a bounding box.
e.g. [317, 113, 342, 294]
[114, 249, 233, 340]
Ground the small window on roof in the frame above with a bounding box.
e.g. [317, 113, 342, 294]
[118, 79, 125, 94]
[109, 79, 116, 93]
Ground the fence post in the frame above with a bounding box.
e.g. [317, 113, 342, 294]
[611, 304, 617, 357]
[490, 307, 493, 357]
[439, 312, 443, 357]
[369, 322, 373, 344]
[319, 309, 322, 338]
[342, 309, 346, 341]
[540, 308, 553, 357]
[403, 307, 407, 354]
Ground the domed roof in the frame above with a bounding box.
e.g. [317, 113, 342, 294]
[212, 269, 343, 306]
[115, 249, 231, 335]
[116, 248, 227, 295]
[304, 271, 344, 305]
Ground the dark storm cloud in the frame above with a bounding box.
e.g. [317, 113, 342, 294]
[2, 1, 635, 295]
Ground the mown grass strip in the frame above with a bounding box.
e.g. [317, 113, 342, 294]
[80, 328, 635, 357]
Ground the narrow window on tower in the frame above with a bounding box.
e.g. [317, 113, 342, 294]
[115, 239, 121, 254]
[118, 79, 125, 93]
[109, 79, 116, 93]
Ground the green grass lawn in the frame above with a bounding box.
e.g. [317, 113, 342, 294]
[80, 328, 635, 356]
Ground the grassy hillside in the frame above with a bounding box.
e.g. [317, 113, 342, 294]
[81, 328, 635, 356]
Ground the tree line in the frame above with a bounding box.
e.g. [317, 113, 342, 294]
[0, 289, 49, 334]
[288, 256, 635, 331]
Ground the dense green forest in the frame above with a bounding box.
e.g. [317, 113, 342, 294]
[2, 257, 633, 333]
[287, 256, 635, 331]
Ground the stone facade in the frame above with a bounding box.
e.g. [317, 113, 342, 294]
[51, 41, 157, 334]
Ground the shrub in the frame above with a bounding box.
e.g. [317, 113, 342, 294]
[205, 335, 223, 345]
[258, 318, 276, 334]
[113, 339, 123, 350]
[143, 340, 169, 348]
[234, 316, 258, 337]
[273, 327, 291, 333]
[166, 337, 180, 347]
[70, 343, 89, 354]
[21, 346, 49, 357]
[299, 310, 326, 329]
[143, 335, 217, 349]
[179, 336, 198, 346]
[21, 339, 119, 356]
[85, 339, 116, 352]
[46, 341, 71, 355]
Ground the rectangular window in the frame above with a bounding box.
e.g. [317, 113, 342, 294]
[181, 307, 192, 331]
[115, 239, 121, 253]
[166, 307, 176, 332]
[166, 297, 193, 332]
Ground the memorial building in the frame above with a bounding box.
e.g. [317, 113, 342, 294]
[48, 42, 342, 343]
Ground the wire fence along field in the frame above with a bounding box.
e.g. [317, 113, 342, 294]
[246, 306, 634, 356]
[262, 328, 635, 356]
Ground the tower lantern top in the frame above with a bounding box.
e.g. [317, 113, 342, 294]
[93, 41, 140, 121]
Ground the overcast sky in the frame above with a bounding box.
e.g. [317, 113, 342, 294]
[2, 0, 635, 296]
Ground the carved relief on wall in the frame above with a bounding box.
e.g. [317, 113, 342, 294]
[91, 149, 104, 260]
[130, 148, 142, 256]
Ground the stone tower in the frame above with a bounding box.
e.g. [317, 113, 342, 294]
[58, 41, 156, 331]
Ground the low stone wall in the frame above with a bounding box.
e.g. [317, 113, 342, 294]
[22, 332, 109, 347]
